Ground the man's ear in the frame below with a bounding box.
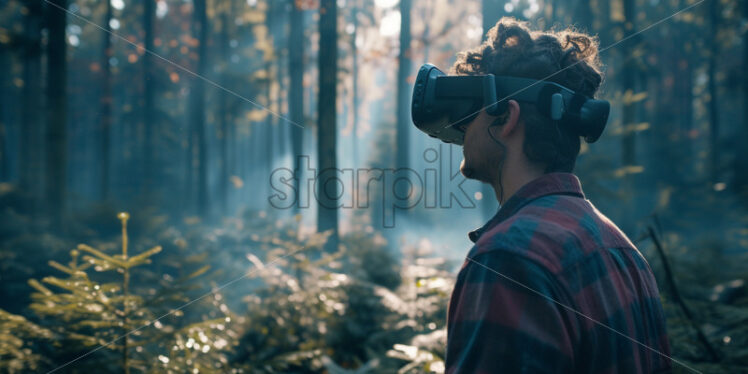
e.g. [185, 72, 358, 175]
[499, 100, 521, 138]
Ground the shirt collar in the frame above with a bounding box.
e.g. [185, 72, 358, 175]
[468, 172, 585, 243]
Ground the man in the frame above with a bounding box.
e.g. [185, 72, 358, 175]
[444, 18, 672, 373]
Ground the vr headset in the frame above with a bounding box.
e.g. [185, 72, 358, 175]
[411, 63, 610, 145]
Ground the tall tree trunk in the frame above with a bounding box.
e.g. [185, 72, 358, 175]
[289, 0, 305, 199]
[481, 0, 502, 219]
[621, 0, 636, 167]
[189, 0, 208, 215]
[597, 0, 612, 46]
[350, 3, 359, 169]
[738, 1, 748, 194]
[548, 0, 557, 25]
[272, 7, 286, 160]
[317, 0, 338, 251]
[707, 0, 720, 184]
[678, 56, 693, 178]
[45, 0, 68, 225]
[218, 8, 231, 215]
[20, 0, 43, 203]
[619, 0, 637, 234]
[395, 0, 412, 203]
[185, 121, 194, 211]
[652, 48, 677, 185]
[0, 40, 8, 182]
[142, 0, 156, 197]
[265, 2, 276, 192]
[482, 0, 503, 34]
[422, 2, 432, 61]
[99, 0, 113, 200]
[265, 61, 275, 183]
[575, 0, 593, 33]
[289, 0, 305, 214]
[252, 122, 264, 209]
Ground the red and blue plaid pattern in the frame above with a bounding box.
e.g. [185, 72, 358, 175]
[446, 173, 672, 373]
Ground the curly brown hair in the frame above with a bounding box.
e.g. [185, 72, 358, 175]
[451, 17, 604, 173]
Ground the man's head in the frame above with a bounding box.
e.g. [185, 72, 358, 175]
[454, 17, 604, 194]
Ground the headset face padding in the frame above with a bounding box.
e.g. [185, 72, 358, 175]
[411, 63, 610, 145]
[411, 64, 476, 145]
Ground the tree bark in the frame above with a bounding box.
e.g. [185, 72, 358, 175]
[317, 0, 338, 251]
[289, 0, 305, 214]
[189, 0, 208, 215]
[265, 2, 276, 193]
[619, 0, 637, 235]
[481, 0, 503, 219]
[574, 0, 593, 33]
[45, 0, 68, 225]
[482, 0, 503, 35]
[20, 0, 43, 203]
[143, 0, 156, 195]
[621, 0, 636, 166]
[738, 1, 748, 194]
[707, 0, 720, 184]
[677, 55, 693, 178]
[350, 3, 359, 169]
[0, 39, 8, 182]
[218, 8, 231, 215]
[99, 0, 113, 200]
[395, 0, 412, 203]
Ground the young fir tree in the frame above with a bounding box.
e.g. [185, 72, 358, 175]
[28, 212, 160, 372]
[0, 308, 54, 373]
[26, 212, 236, 373]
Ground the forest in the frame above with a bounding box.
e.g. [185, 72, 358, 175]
[1, 0, 748, 372]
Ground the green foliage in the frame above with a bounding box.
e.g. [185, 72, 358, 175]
[19, 212, 237, 373]
[0, 207, 456, 373]
[232, 228, 452, 373]
[4, 204, 748, 373]
[0, 309, 53, 373]
[634, 190, 748, 373]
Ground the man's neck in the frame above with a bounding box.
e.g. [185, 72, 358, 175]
[492, 161, 544, 205]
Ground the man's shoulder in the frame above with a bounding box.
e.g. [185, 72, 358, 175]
[470, 194, 635, 274]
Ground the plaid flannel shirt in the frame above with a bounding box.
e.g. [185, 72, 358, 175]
[445, 173, 671, 373]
